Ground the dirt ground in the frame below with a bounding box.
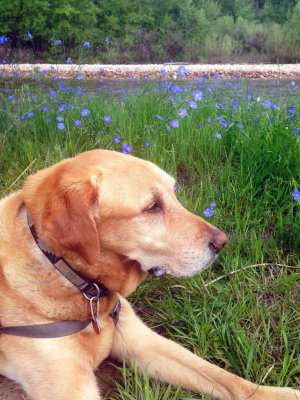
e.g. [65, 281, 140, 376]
[2, 63, 300, 80]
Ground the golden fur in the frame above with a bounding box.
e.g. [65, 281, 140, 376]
[0, 149, 298, 400]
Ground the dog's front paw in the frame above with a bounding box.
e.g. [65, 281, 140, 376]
[254, 386, 300, 400]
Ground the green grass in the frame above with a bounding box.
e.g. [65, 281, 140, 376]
[0, 73, 299, 399]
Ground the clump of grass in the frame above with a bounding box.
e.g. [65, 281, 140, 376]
[0, 71, 299, 399]
[105, 360, 209, 400]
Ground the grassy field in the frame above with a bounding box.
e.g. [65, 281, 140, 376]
[0, 69, 299, 399]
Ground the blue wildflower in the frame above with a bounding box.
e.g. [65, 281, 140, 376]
[291, 81, 295, 86]
[81, 109, 90, 117]
[215, 133, 222, 139]
[263, 100, 271, 109]
[203, 208, 213, 218]
[57, 123, 65, 130]
[0, 35, 9, 44]
[28, 31, 33, 39]
[179, 108, 187, 119]
[210, 203, 216, 208]
[193, 89, 203, 102]
[59, 84, 64, 90]
[122, 144, 132, 154]
[217, 116, 228, 128]
[67, 57, 72, 64]
[74, 120, 81, 127]
[207, 117, 211, 124]
[156, 114, 163, 120]
[42, 106, 49, 112]
[178, 66, 187, 77]
[166, 124, 171, 132]
[77, 73, 83, 80]
[174, 184, 179, 191]
[21, 115, 26, 120]
[50, 89, 56, 96]
[114, 136, 120, 144]
[170, 119, 179, 128]
[57, 116, 64, 122]
[289, 106, 296, 116]
[84, 42, 90, 49]
[189, 100, 197, 109]
[292, 189, 299, 200]
[273, 103, 278, 110]
[293, 127, 299, 136]
[231, 99, 238, 109]
[55, 40, 62, 46]
[103, 115, 111, 123]
[105, 37, 109, 45]
[145, 140, 151, 147]
[160, 69, 167, 76]
[207, 86, 213, 95]
[237, 123, 244, 129]
[28, 112, 34, 117]
[171, 86, 181, 94]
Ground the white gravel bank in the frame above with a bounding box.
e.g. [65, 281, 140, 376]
[2, 63, 300, 79]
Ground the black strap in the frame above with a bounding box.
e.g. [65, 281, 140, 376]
[0, 320, 91, 338]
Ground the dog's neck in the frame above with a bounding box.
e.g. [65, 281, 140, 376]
[27, 209, 108, 300]
[24, 200, 148, 299]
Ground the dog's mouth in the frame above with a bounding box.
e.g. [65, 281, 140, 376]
[148, 267, 167, 278]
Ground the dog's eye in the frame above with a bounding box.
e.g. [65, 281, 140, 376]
[145, 201, 162, 213]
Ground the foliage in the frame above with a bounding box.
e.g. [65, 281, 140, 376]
[0, 0, 300, 62]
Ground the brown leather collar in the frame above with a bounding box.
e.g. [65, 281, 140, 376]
[0, 210, 121, 338]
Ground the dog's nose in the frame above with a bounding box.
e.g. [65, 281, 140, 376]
[208, 230, 228, 254]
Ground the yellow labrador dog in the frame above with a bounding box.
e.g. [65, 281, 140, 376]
[0, 149, 298, 400]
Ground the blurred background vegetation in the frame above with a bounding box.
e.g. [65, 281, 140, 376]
[1, 0, 300, 63]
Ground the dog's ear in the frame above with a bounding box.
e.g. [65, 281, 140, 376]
[41, 178, 101, 265]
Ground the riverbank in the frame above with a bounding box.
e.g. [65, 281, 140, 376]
[2, 63, 300, 80]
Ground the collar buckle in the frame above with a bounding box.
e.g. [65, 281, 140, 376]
[83, 283, 101, 335]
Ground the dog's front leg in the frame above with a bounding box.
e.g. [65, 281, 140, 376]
[111, 297, 299, 400]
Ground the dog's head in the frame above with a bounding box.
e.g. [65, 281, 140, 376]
[23, 150, 227, 294]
